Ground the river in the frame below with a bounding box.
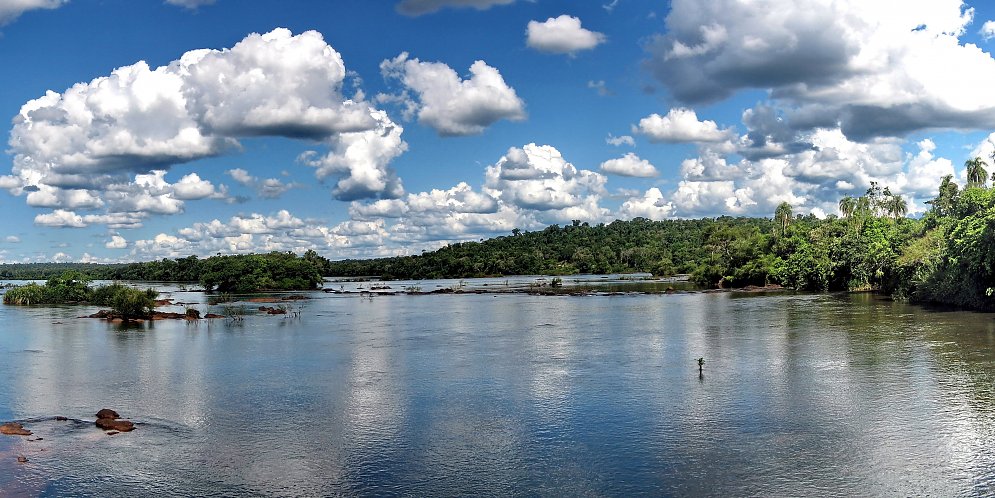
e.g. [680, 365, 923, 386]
[0, 279, 993, 496]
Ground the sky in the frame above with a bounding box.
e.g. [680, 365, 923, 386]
[3, 0, 995, 263]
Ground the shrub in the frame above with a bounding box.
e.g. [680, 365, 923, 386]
[90, 283, 157, 320]
[3, 284, 47, 305]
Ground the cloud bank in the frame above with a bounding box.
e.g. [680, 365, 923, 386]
[5, 28, 407, 228]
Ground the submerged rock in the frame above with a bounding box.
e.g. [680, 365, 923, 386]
[95, 418, 134, 432]
[0, 422, 32, 436]
[17, 455, 28, 463]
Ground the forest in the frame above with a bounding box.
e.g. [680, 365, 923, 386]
[3, 162, 995, 310]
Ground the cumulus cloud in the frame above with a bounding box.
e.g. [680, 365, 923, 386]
[396, 0, 515, 16]
[172, 173, 217, 200]
[526, 15, 606, 55]
[6, 28, 406, 229]
[35, 210, 86, 228]
[339, 143, 612, 250]
[600, 153, 657, 177]
[297, 109, 407, 201]
[483, 144, 608, 223]
[105, 235, 128, 249]
[617, 188, 675, 220]
[4, 236, 21, 243]
[380, 52, 526, 136]
[983, 20, 995, 40]
[645, 0, 995, 140]
[637, 121, 971, 220]
[634, 108, 735, 143]
[0, 0, 66, 25]
[130, 209, 391, 260]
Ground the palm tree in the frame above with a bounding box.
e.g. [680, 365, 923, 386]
[855, 196, 871, 217]
[839, 195, 856, 218]
[774, 201, 792, 235]
[887, 194, 908, 220]
[966, 157, 988, 188]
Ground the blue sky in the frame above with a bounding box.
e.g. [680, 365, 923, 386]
[2, 0, 995, 262]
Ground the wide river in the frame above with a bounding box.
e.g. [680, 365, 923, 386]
[1, 277, 993, 496]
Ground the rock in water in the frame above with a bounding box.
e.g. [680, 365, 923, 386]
[17, 455, 28, 463]
[95, 418, 135, 432]
[95, 409, 120, 419]
[0, 422, 32, 436]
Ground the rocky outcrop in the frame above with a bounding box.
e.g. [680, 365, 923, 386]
[95, 408, 135, 432]
[0, 422, 31, 436]
[95, 409, 119, 419]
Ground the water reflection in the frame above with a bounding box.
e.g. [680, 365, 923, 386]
[0, 290, 993, 495]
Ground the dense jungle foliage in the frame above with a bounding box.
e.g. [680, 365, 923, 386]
[323, 176, 995, 310]
[4, 163, 995, 310]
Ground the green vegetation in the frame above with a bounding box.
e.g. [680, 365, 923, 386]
[1, 251, 324, 293]
[4, 276, 157, 320]
[5, 160, 995, 310]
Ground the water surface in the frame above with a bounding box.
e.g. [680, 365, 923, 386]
[0, 283, 993, 496]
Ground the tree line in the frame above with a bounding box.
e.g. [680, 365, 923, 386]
[3, 160, 995, 309]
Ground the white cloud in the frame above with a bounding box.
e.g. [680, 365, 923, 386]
[226, 168, 255, 186]
[527, 15, 606, 55]
[646, 0, 995, 140]
[298, 109, 407, 201]
[172, 173, 216, 200]
[35, 210, 86, 228]
[606, 134, 635, 147]
[164, 0, 215, 8]
[131, 209, 392, 260]
[6, 28, 406, 229]
[617, 188, 675, 220]
[105, 235, 128, 249]
[4, 236, 21, 243]
[380, 53, 526, 136]
[634, 108, 734, 143]
[0, 0, 66, 25]
[396, 0, 515, 16]
[982, 20, 995, 40]
[600, 153, 657, 177]
[483, 144, 608, 224]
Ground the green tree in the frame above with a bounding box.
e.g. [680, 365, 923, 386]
[966, 157, 988, 188]
[839, 195, 856, 218]
[774, 202, 793, 235]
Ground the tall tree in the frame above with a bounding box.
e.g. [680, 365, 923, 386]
[839, 195, 856, 218]
[774, 201, 793, 235]
[926, 174, 959, 217]
[966, 157, 988, 188]
[887, 193, 908, 220]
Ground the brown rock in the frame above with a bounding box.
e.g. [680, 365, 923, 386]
[95, 418, 134, 432]
[0, 422, 32, 436]
[106, 431, 119, 436]
[17, 455, 28, 463]
[55, 416, 68, 421]
[95, 409, 119, 419]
